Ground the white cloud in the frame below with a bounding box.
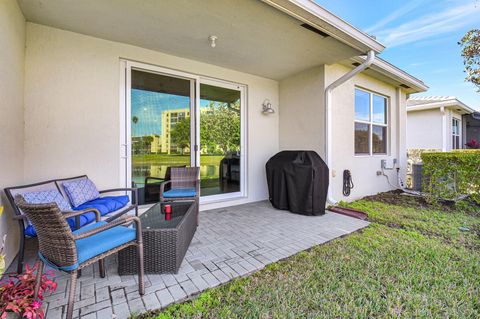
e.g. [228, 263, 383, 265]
[365, 0, 429, 34]
[370, 2, 480, 48]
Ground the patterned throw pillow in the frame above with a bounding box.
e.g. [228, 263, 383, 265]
[63, 178, 100, 208]
[22, 189, 72, 211]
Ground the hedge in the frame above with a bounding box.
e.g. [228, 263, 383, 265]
[421, 150, 480, 204]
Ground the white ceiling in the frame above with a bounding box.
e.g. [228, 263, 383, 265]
[18, 0, 362, 80]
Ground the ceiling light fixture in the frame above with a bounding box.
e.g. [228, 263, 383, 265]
[209, 35, 218, 48]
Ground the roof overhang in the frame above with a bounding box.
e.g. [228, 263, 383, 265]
[261, 0, 385, 54]
[342, 56, 428, 94]
[407, 99, 476, 115]
[19, 0, 384, 80]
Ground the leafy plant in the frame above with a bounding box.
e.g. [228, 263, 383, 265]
[421, 150, 480, 204]
[0, 263, 57, 319]
[459, 29, 480, 91]
[465, 138, 480, 149]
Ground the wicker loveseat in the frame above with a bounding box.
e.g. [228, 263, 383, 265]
[4, 175, 138, 273]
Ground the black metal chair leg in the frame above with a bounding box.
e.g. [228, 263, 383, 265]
[17, 235, 25, 274]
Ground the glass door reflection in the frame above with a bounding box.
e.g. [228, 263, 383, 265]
[130, 69, 194, 204]
[199, 83, 242, 196]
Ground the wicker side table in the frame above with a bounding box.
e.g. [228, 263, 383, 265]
[118, 201, 197, 274]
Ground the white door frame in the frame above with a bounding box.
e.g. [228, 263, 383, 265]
[120, 60, 247, 203]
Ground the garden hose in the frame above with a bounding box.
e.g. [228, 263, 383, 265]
[342, 170, 354, 197]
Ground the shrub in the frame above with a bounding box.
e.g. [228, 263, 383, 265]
[421, 150, 480, 204]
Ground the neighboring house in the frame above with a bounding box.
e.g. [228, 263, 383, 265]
[407, 97, 477, 151]
[464, 112, 480, 145]
[1, 0, 427, 268]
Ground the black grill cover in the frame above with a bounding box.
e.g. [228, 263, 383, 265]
[266, 151, 329, 215]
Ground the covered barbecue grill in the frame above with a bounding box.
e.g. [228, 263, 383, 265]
[266, 151, 329, 215]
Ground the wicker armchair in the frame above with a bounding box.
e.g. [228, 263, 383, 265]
[159, 167, 200, 203]
[15, 196, 144, 319]
[143, 165, 186, 204]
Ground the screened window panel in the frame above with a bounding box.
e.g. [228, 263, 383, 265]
[355, 123, 370, 154]
[355, 89, 370, 121]
[373, 95, 387, 124]
[372, 125, 387, 154]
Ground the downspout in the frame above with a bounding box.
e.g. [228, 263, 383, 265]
[325, 50, 376, 204]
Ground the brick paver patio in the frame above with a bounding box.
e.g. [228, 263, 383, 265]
[15, 201, 369, 318]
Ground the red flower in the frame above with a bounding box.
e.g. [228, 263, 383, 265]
[465, 139, 480, 149]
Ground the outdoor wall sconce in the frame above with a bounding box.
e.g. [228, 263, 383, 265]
[262, 99, 275, 114]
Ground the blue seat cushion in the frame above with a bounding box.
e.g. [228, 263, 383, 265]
[70, 221, 136, 270]
[163, 188, 196, 198]
[39, 221, 136, 271]
[65, 195, 130, 229]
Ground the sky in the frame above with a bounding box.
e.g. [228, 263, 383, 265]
[315, 0, 480, 110]
[131, 89, 216, 137]
[131, 89, 189, 137]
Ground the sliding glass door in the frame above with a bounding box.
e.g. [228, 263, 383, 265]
[127, 67, 195, 204]
[198, 81, 243, 197]
[122, 61, 245, 204]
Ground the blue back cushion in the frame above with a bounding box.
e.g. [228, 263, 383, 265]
[22, 189, 71, 211]
[22, 190, 72, 237]
[63, 178, 100, 208]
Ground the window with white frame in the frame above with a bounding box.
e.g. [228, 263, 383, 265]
[354, 88, 388, 155]
[452, 118, 461, 149]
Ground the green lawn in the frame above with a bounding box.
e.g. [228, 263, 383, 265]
[136, 192, 480, 319]
[132, 154, 224, 166]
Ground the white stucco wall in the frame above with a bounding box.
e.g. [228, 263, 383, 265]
[407, 109, 443, 150]
[325, 64, 406, 201]
[279, 63, 407, 202]
[24, 23, 279, 211]
[279, 66, 325, 157]
[0, 0, 25, 269]
[407, 108, 464, 151]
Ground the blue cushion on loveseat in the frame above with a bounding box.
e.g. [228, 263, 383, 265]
[74, 195, 129, 215]
[66, 195, 130, 230]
